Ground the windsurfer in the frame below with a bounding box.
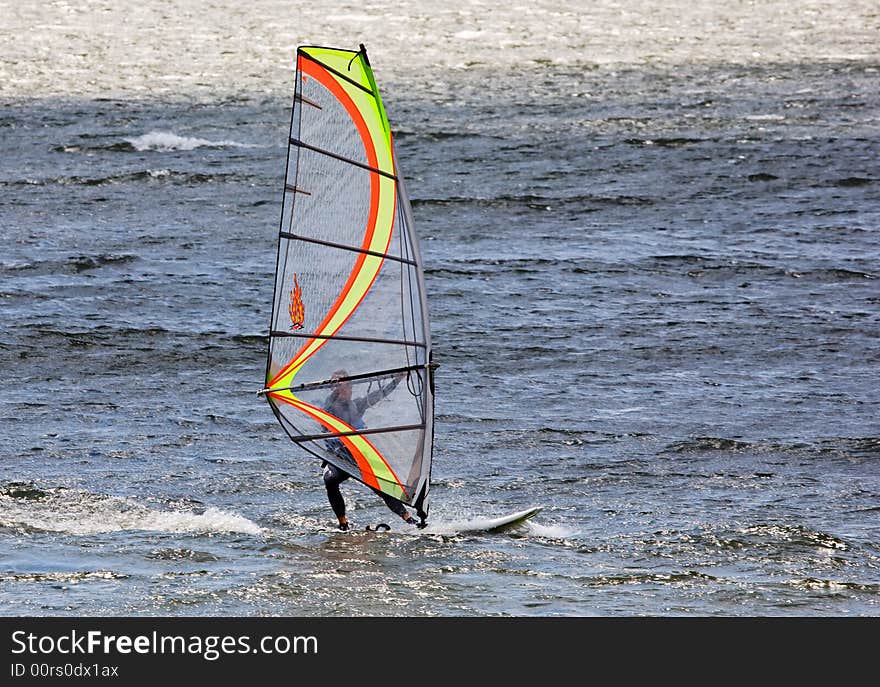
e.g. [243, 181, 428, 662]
[321, 369, 419, 530]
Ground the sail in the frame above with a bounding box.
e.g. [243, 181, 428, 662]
[262, 45, 434, 521]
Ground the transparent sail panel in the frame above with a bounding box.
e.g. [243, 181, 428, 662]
[265, 45, 433, 518]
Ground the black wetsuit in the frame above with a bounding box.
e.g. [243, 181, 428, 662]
[321, 378, 406, 520]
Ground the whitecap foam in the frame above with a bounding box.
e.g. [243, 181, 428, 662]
[135, 506, 263, 536]
[124, 131, 257, 152]
[0, 491, 263, 536]
[453, 30, 486, 41]
[526, 522, 574, 539]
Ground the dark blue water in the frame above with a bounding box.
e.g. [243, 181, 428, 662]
[1, 60, 878, 616]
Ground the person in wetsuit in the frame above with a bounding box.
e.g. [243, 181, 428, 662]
[321, 369, 419, 530]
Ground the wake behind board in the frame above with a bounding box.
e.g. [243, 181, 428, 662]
[366, 506, 543, 535]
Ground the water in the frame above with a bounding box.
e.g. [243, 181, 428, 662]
[1, 1, 879, 617]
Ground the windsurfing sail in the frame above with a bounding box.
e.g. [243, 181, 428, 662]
[260, 45, 434, 523]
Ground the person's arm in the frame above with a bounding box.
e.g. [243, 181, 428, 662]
[358, 374, 404, 412]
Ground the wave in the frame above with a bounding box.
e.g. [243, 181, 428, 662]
[663, 437, 755, 453]
[635, 256, 876, 282]
[8, 169, 240, 187]
[68, 253, 138, 272]
[587, 570, 721, 587]
[123, 130, 260, 152]
[785, 268, 877, 282]
[786, 577, 879, 592]
[0, 253, 137, 277]
[526, 522, 575, 539]
[623, 137, 706, 147]
[734, 524, 849, 551]
[831, 177, 874, 188]
[411, 193, 653, 209]
[1, 570, 129, 583]
[0, 484, 263, 536]
[24, 325, 264, 347]
[663, 436, 880, 458]
[46, 131, 264, 157]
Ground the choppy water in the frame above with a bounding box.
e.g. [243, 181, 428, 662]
[1, 1, 879, 616]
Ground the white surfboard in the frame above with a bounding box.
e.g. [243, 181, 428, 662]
[418, 506, 543, 535]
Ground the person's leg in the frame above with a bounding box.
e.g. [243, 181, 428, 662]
[322, 463, 350, 529]
[373, 488, 417, 525]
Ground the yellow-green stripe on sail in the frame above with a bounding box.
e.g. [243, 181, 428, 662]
[301, 46, 391, 140]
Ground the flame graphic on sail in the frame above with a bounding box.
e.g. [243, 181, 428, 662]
[288, 273, 304, 330]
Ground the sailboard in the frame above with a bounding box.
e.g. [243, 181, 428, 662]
[438, 506, 543, 534]
[365, 507, 543, 535]
[260, 45, 435, 526]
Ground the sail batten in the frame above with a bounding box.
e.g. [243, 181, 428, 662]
[288, 137, 398, 180]
[279, 231, 418, 265]
[285, 424, 428, 444]
[264, 45, 434, 521]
